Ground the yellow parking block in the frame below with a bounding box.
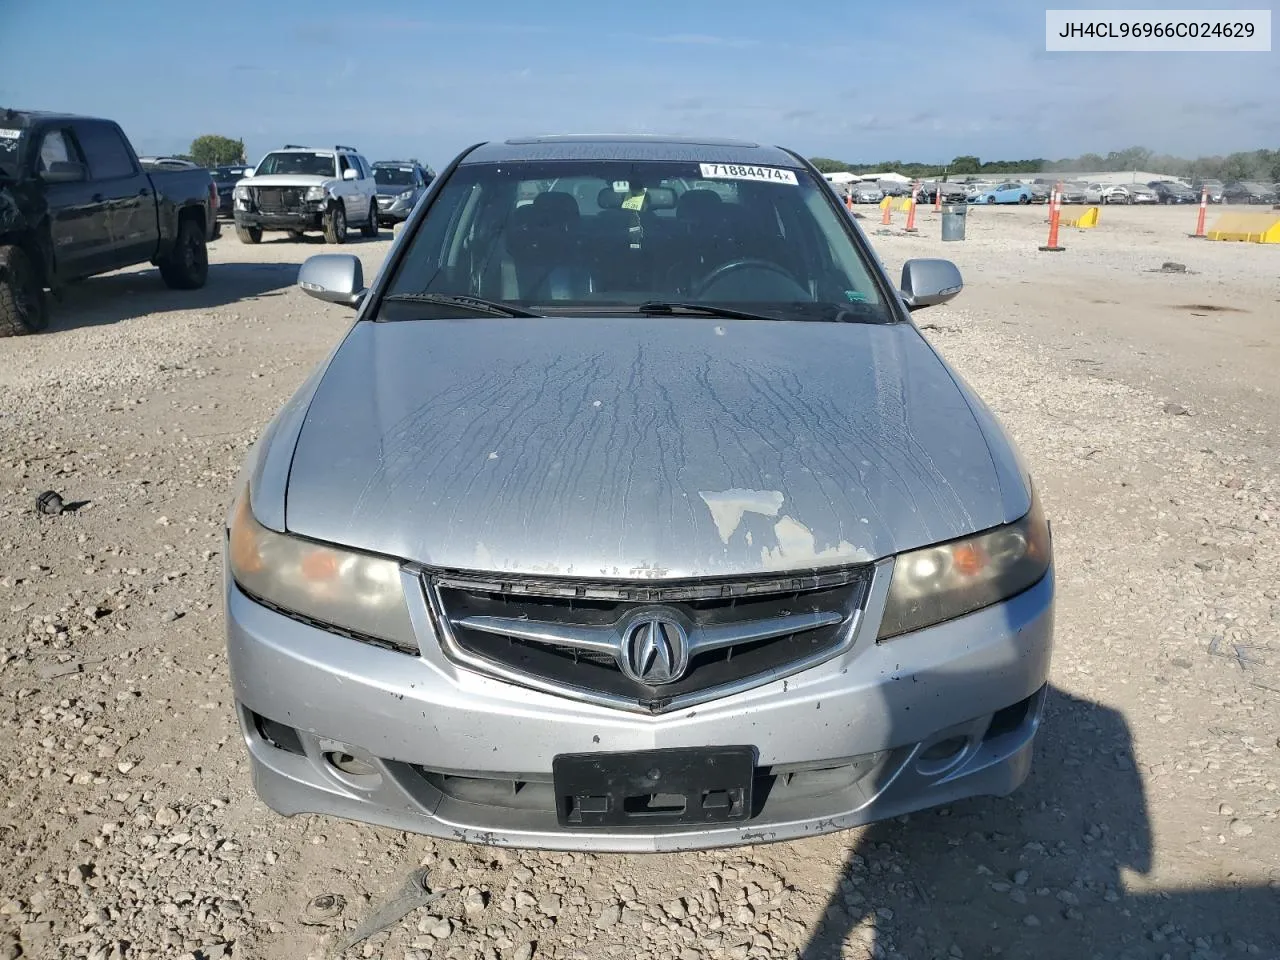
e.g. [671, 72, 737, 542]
[1063, 206, 1100, 229]
[1205, 212, 1280, 243]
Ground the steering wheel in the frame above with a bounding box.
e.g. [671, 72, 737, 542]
[691, 258, 805, 300]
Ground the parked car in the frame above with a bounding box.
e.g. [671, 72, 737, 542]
[137, 155, 201, 170]
[224, 134, 1055, 851]
[1191, 179, 1224, 203]
[1147, 181, 1196, 204]
[969, 181, 1045, 204]
[211, 164, 252, 219]
[1222, 180, 1276, 204]
[372, 160, 434, 224]
[0, 108, 218, 336]
[233, 144, 379, 244]
[850, 181, 884, 203]
[1102, 184, 1157, 204]
[877, 180, 911, 197]
[1057, 182, 1087, 204]
[917, 182, 968, 204]
[1083, 183, 1105, 203]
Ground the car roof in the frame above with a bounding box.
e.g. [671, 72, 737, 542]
[1, 108, 108, 127]
[460, 134, 803, 168]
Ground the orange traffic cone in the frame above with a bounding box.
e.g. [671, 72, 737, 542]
[1039, 184, 1065, 252]
[880, 196, 892, 226]
[904, 183, 918, 233]
[1190, 187, 1208, 238]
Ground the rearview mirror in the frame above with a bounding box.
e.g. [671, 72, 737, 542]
[342, 168, 358, 181]
[900, 259, 963, 311]
[40, 161, 87, 183]
[298, 254, 366, 308]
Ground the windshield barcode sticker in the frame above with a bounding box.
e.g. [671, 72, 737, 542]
[699, 163, 798, 185]
[0, 129, 22, 140]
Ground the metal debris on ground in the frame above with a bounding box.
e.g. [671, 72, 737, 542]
[1162, 402, 1191, 416]
[35, 490, 64, 515]
[1158, 261, 1187, 273]
[300, 893, 347, 926]
[331, 868, 442, 956]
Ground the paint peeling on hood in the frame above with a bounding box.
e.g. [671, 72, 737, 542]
[283, 316, 1027, 579]
[698, 489, 785, 544]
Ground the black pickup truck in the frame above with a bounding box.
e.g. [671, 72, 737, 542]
[0, 109, 219, 336]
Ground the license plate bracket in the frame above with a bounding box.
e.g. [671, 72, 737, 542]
[553, 746, 755, 828]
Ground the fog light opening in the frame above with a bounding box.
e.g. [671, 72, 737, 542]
[325, 751, 378, 778]
[916, 736, 969, 775]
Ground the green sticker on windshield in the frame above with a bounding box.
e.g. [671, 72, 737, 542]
[845, 290, 867, 302]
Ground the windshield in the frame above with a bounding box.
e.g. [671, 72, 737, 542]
[381, 159, 891, 323]
[374, 166, 415, 186]
[254, 151, 335, 177]
[211, 166, 248, 182]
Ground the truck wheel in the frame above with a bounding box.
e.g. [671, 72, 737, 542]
[324, 204, 347, 244]
[360, 199, 379, 238]
[158, 218, 209, 290]
[0, 246, 49, 337]
[236, 225, 262, 244]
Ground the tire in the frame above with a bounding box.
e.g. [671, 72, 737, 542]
[236, 224, 262, 244]
[986, 196, 996, 204]
[0, 245, 48, 337]
[287, 230, 306, 242]
[1018, 194, 1030, 204]
[360, 197, 379, 238]
[158, 217, 209, 290]
[324, 204, 347, 244]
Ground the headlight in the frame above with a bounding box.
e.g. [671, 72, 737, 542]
[397, 190, 414, 200]
[877, 487, 1051, 640]
[228, 489, 417, 652]
[305, 185, 329, 201]
[234, 185, 250, 200]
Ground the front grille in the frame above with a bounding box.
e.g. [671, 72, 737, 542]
[425, 568, 870, 713]
[252, 187, 307, 214]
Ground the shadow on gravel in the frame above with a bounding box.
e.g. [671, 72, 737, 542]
[43, 261, 301, 333]
[798, 686, 1279, 959]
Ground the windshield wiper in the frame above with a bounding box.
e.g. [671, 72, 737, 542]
[381, 293, 542, 318]
[636, 301, 788, 323]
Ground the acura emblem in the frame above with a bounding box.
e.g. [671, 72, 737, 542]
[620, 614, 689, 686]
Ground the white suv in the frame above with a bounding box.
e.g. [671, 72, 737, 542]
[233, 145, 379, 244]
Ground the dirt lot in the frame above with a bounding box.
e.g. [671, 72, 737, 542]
[1, 204, 1277, 960]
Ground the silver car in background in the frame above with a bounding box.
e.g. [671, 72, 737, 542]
[224, 135, 1055, 852]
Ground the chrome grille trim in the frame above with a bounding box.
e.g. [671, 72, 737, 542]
[422, 566, 878, 715]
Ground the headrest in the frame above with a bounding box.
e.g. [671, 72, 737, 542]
[530, 190, 579, 223]
[644, 187, 676, 210]
[676, 189, 723, 219]
[597, 187, 623, 209]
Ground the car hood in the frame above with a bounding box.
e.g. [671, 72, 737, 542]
[284, 317, 1024, 579]
[241, 174, 331, 189]
[375, 183, 414, 196]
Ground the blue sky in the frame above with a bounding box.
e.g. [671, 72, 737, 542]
[1, 0, 1275, 168]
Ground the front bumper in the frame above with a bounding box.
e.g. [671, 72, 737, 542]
[234, 208, 324, 231]
[376, 196, 413, 223]
[225, 563, 1054, 852]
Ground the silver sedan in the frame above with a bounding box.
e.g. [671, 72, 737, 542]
[224, 136, 1055, 852]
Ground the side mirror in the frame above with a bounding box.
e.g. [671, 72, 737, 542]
[241, 168, 255, 178]
[298, 254, 366, 308]
[40, 160, 87, 183]
[342, 168, 358, 181]
[900, 258, 963, 311]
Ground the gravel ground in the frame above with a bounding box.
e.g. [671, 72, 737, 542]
[1, 207, 1277, 960]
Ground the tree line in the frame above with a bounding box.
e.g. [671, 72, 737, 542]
[810, 147, 1280, 182]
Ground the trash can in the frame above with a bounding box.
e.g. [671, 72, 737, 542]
[941, 203, 967, 241]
